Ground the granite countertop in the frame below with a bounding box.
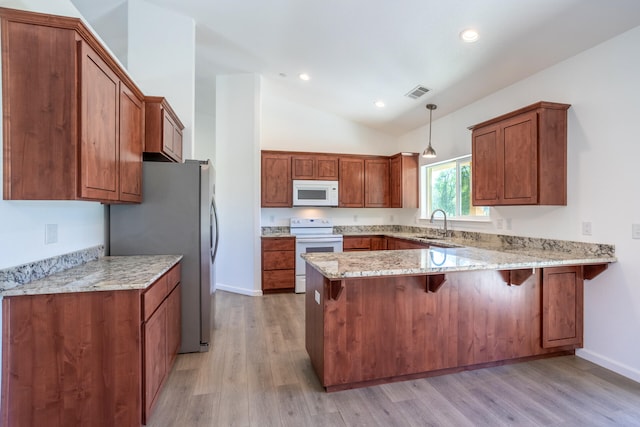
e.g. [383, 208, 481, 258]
[301, 245, 616, 279]
[1, 255, 183, 297]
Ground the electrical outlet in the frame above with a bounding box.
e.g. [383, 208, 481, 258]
[582, 221, 592, 236]
[45, 224, 58, 244]
[632, 224, 640, 239]
[269, 215, 275, 223]
[496, 219, 504, 230]
[506, 218, 512, 230]
[353, 215, 358, 222]
[390, 214, 395, 223]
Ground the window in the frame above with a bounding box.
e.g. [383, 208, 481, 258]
[421, 155, 489, 219]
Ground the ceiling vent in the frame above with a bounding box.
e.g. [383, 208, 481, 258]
[405, 85, 430, 99]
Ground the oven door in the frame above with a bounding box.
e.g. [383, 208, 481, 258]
[294, 237, 343, 293]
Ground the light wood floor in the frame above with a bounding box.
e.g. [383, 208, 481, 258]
[147, 291, 640, 427]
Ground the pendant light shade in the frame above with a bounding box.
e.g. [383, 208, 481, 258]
[422, 104, 437, 159]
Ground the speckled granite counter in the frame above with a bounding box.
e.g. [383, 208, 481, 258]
[0, 255, 182, 296]
[301, 245, 615, 279]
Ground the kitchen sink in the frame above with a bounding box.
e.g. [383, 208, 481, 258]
[414, 236, 464, 248]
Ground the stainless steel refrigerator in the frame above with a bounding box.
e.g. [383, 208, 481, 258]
[109, 159, 219, 353]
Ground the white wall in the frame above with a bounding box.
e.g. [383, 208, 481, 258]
[126, 0, 196, 159]
[399, 26, 640, 381]
[259, 80, 418, 226]
[215, 74, 262, 295]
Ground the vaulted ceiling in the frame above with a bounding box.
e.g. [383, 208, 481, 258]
[72, 0, 640, 135]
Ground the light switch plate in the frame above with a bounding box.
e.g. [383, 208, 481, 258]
[632, 224, 640, 239]
[582, 221, 592, 236]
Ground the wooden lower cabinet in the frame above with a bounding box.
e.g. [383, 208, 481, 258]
[262, 237, 295, 292]
[305, 265, 585, 391]
[386, 237, 429, 250]
[343, 235, 387, 251]
[542, 266, 583, 348]
[1, 262, 181, 427]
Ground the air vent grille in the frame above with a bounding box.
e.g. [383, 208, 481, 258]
[405, 85, 430, 99]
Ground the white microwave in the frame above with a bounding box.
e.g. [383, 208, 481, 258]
[292, 180, 339, 207]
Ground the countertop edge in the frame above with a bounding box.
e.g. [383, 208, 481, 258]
[1, 255, 183, 297]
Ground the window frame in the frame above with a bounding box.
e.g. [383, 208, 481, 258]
[420, 154, 490, 221]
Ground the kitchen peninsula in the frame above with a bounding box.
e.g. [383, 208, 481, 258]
[302, 240, 615, 391]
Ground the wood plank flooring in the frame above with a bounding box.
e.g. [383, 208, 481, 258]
[146, 291, 640, 426]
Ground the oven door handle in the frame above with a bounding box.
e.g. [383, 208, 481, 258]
[295, 237, 343, 244]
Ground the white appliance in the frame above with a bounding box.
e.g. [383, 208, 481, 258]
[291, 218, 343, 293]
[292, 180, 339, 207]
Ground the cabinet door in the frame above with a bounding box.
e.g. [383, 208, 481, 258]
[472, 124, 501, 206]
[172, 126, 183, 162]
[261, 152, 292, 207]
[542, 266, 583, 348]
[291, 155, 316, 179]
[119, 83, 143, 203]
[389, 155, 402, 208]
[389, 154, 419, 208]
[370, 236, 387, 251]
[365, 159, 390, 207]
[167, 283, 181, 369]
[316, 156, 339, 180]
[79, 41, 120, 201]
[143, 302, 167, 423]
[339, 158, 364, 207]
[343, 236, 371, 251]
[2, 21, 78, 200]
[501, 112, 538, 204]
[162, 112, 175, 157]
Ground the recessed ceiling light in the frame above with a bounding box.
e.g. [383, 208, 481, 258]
[460, 29, 479, 43]
[299, 73, 310, 81]
[374, 100, 385, 108]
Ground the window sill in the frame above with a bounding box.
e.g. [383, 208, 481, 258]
[419, 216, 492, 223]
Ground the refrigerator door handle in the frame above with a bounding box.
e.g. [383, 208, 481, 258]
[210, 198, 219, 263]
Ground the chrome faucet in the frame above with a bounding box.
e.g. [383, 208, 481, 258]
[430, 209, 448, 238]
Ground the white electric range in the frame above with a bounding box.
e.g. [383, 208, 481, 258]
[290, 218, 343, 293]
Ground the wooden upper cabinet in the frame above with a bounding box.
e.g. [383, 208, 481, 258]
[291, 154, 339, 180]
[470, 102, 570, 206]
[261, 152, 292, 207]
[339, 157, 365, 207]
[364, 158, 390, 207]
[144, 96, 184, 163]
[79, 40, 120, 202]
[0, 8, 145, 203]
[389, 153, 419, 208]
[118, 84, 144, 203]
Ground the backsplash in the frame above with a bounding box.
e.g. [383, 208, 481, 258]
[261, 225, 615, 258]
[0, 245, 105, 290]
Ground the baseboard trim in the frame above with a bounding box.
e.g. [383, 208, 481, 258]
[576, 349, 640, 383]
[215, 283, 263, 296]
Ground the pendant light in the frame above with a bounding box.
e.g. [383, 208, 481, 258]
[422, 104, 437, 159]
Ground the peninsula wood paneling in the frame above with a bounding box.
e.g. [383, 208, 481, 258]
[306, 266, 580, 390]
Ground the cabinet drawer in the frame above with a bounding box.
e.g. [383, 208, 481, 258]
[343, 237, 371, 250]
[263, 269, 295, 290]
[143, 274, 168, 322]
[262, 238, 295, 251]
[263, 250, 295, 270]
[167, 263, 181, 291]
